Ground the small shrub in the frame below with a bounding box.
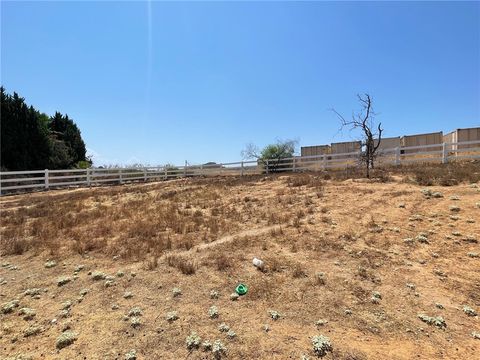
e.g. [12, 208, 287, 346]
[230, 293, 239, 301]
[130, 317, 141, 328]
[292, 263, 307, 278]
[416, 234, 429, 244]
[212, 339, 227, 359]
[23, 325, 42, 337]
[208, 305, 219, 319]
[166, 255, 197, 275]
[226, 330, 236, 339]
[186, 331, 202, 350]
[417, 314, 446, 329]
[463, 235, 478, 243]
[23, 288, 42, 297]
[166, 311, 179, 322]
[202, 340, 213, 351]
[74, 264, 85, 273]
[125, 349, 137, 360]
[210, 290, 219, 299]
[421, 189, 444, 198]
[268, 310, 280, 320]
[172, 288, 182, 297]
[61, 301, 72, 310]
[57, 276, 72, 287]
[91, 271, 106, 281]
[128, 307, 142, 317]
[56, 331, 78, 349]
[59, 309, 70, 318]
[315, 319, 328, 327]
[312, 335, 333, 357]
[218, 323, 230, 332]
[463, 305, 477, 317]
[371, 291, 382, 302]
[215, 254, 231, 271]
[44, 260, 57, 268]
[144, 256, 159, 270]
[315, 272, 326, 286]
[18, 307, 36, 320]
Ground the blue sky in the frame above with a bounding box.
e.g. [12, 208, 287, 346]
[2, 1, 479, 166]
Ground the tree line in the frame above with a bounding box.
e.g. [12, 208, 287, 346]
[1, 87, 90, 171]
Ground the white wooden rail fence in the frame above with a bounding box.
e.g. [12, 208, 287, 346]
[1, 140, 479, 194]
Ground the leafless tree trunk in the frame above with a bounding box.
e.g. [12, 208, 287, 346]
[331, 94, 383, 178]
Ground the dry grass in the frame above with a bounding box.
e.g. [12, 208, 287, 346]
[1, 166, 479, 359]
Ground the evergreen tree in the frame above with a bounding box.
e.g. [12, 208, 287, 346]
[49, 112, 87, 166]
[0, 86, 89, 170]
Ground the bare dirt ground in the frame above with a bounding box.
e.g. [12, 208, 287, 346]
[1, 171, 479, 360]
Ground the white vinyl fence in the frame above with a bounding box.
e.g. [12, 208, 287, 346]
[1, 140, 479, 195]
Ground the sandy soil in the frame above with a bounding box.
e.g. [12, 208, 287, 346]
[0, 174, 479, 359]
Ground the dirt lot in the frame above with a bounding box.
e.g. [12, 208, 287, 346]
[1, 172, 479, 359]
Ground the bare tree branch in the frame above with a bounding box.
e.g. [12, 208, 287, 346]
[331, 94, 383, 178]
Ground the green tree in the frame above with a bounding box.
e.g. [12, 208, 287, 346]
[1, 88, 50, 170]
[242, 139, 297, 173]
[49, 112, 87, 167]
[1, 86, 89, 171]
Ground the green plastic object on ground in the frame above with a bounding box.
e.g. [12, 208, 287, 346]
[235, 283, 248, 295]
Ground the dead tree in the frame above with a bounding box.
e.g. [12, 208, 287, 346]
[331, 94, 383, 178]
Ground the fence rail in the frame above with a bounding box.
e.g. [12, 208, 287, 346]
[1, 140, 479, 195]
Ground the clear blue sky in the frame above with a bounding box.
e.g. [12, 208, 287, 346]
[2, 1, 479, 166]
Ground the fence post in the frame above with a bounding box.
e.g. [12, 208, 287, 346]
[241, 161, 244, 176]
[395, 147, 400, 166]
[323, 155, 327, 170]
[87, 168, 91, 186]
[119, 169, 123, 184]
[143, 167, 147, 182]
[292, 157, 296, 172]
[164, 167, 168, 180]
[442, 142, 448, 164]
[200, 164, 203, 176]
[44, 169, 49, 190]
[184, 161, 187, 177]
[265, 160, 269, 174]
